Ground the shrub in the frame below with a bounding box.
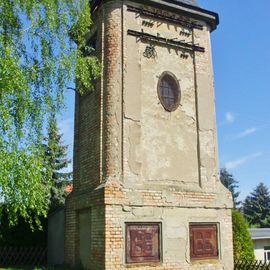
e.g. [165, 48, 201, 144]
[232, 209, 255, 261]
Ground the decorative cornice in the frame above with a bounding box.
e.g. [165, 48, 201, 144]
[91, 0, 219, 32]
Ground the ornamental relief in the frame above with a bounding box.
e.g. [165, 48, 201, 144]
[127, 5, 205, 60]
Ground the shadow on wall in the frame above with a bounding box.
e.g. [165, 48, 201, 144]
[47, 208, 65, 267]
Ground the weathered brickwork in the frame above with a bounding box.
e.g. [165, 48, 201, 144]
[64, 197, 76, 266]
[65, 0, 234, 269]
[65, 188, 105, 268]
[72, 12, 103, 193]
[102, 2, 123, 181]
[76, 91, 101, 189]
[104, 203, 232, 270]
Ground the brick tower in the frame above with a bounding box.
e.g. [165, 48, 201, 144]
[65, 0, 234, 269]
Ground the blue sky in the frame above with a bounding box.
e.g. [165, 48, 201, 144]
[199, 0, 270, 200]
[59, 0, 270, 201]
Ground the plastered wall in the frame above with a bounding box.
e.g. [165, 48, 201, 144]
[122, 2, 231, 200]
[123, 3, 199, 187]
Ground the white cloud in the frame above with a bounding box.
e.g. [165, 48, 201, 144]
[225, 152, 263, 169]
[235, 127, 257, 139]
[225, 112, 235, 124]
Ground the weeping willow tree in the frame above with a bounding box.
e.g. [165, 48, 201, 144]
[0, 0, 101, 228]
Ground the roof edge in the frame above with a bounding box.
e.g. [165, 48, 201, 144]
[91, 0, 219, 32]
[251, 237, 270, 240]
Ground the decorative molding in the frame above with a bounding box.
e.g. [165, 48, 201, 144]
[143, 44, 157, 58]
[127, 29, 205, 53]
[142, 19, 154, 28]
[127, 5, 203, 30]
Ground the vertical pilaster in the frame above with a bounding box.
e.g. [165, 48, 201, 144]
[102, 1, 123, 182]
[193, 25, 219, 191]
[64, 197, 76, 266]
[72, 93, 80, 190]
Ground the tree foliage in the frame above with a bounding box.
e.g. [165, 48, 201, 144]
[232, 209, 255, 261]
[243, 182, 270, 228]
[220, 168, 240, 208]
[44, 114, 72, 212]
[0, 0, 101, 226]
[0, 206, 47, 247]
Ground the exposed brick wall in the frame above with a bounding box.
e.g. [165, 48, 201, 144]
[102, 1, 123, 181]
[64, 196, 76, 266]
[72, 94, 80, 191]
[64, 189, 105, 269]
[89, 205, 105, 270]
[76, 91, 101, 190]
[72, 13, 103, 193]
[104, 202, 231, 270]
[104, 180, 221, 208]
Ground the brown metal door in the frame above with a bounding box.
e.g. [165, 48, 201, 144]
[126, 223, 161, 263]
[190, 224, 218, 260]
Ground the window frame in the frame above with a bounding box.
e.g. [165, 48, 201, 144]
[264, 246, 270, 262]
[157, 71, 181, 112]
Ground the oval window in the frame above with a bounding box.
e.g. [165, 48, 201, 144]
[157, 72, 180, 112]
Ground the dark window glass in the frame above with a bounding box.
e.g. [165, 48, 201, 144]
[190, 224, 218, 260]
[126, 223, 161, 264]
[83, 33, 98, 56]
[158, 72, 180, 112]
[87, 35, 97, 51]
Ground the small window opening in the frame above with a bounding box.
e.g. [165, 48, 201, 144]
[158, 72, 180, 112]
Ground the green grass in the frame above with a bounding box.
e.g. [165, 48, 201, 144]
[0, 264, 84, 270]
[0, 265, 86, 270]
[0, 266, 71, 270]
[0, 268, 44, 270]
[1, 268, 50, 270]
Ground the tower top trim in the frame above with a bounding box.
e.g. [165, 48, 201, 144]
[91, 0, 219, 31]
[174, 0, 199, 7]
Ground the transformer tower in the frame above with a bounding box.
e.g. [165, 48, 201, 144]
[65, 0, 234, 269]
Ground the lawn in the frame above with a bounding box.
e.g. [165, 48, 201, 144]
[0, 267, 73, 270]
[0, 264, 82, 270]
[0, 268, 49, 270]
[0, 268, 44, 270]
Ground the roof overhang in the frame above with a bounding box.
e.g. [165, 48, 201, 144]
[251, 237, 270, 240]
[91, 0, 219, 32]
[249, 229, 270, 240]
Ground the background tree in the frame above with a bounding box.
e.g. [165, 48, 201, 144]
[44, 114, 72, 213]
[0, 0, 101, 226]
[0, 116, 71, 245]
[220, 168, 240, 208]
[232, 209, 255, 261]
[0, 206, 47, 247]
[243, 182, 270, 228]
